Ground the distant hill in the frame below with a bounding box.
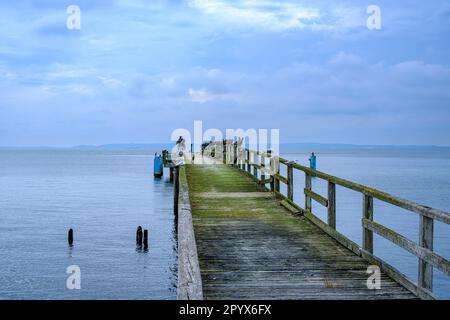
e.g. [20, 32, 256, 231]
[72, 143, 173, 150]
[280, 143, 450, 151]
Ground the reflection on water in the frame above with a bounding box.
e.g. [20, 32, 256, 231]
[0, 149, 177, 300]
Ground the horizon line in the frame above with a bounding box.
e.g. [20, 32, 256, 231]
[1, 142, 450, 149]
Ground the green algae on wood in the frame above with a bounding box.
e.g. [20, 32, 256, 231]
[184, 164, 416, 300]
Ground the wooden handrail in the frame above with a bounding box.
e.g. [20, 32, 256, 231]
[235, 146, 449, 298]
[288, 162, 450, 224]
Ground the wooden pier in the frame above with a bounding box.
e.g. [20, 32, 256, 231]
[175, 147, 450, 300]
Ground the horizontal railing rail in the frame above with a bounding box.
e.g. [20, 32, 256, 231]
[227, 146, 450, 300]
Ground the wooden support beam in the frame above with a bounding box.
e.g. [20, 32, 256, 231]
[287, 163, 294, 201]
[246, 149, 251, 174]
[273, 173, 288, 185]
[305, 173, 312, 212]
[363, 194, 374, 254]
[177, 166, 203, 300]
[362, 218, 448, 276]
[304, 188, 328, 207]
[269, 157, 275, 192]
[288, 161, 449, 224]
[419, 215, 434, 290]
[253, 151, 258, 179]
[328, 182, 336, 229]
[274, 158, 280, 193]
[260, 153, 266, 186]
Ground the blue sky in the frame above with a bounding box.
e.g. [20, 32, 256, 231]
[0, 0, 449, 146]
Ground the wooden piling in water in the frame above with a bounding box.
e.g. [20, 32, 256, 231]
[143, 229, 148, 250]
[68, 228, 73, 245]
[136, 226, 143, 246]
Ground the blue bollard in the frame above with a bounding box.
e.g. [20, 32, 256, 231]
[309, 152, 317, 170]
[154, 153, 163, 178]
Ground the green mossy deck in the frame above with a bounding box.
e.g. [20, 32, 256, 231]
[185, 164, 416, 300]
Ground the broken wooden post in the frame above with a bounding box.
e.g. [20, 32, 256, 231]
[136, 226, 143, 246]
[68, 228, 73, 245]
[143, 229, 148, 250]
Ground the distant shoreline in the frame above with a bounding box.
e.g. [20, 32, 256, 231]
[1, 143, 450, 151]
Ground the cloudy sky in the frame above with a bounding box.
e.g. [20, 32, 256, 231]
[0, 0, 449, 146]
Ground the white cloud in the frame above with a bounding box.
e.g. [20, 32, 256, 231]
[188, 88, 214, 103]
[187, 0, 368, 32]
[97, 76, 126, 88]
[188, 0, 320, 31]
[161, 77, 176, 87]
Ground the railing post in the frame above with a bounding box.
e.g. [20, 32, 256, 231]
[246, 149, 251, 174]
[363, 194, 374, 254]
[328, 182, 336, 229]
[305, 173, 312, 211]
[239, 148, 244, 170]
[418, 215, 434, 290]
[253, 152, 258, 179]
[269, 156, 275, 192]
[222, 142, 227, 164]
[274, 157, 280, 193]
[287, 163, 294, 201]
[261, 153, 266, 186]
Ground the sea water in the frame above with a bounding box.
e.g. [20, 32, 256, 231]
[0, 149, 177, 299]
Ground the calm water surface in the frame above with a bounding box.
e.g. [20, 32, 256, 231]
[0, 148, 449, 299]
[0, 149, 176, 299]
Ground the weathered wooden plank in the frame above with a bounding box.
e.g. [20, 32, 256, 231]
[287, 163, 294, 201]
[287, 161, 450, 224]
[305, 172, 312, 212]
[273, 157, 281, 193]
[419, 215, 434, 290]
[359, 249, 436, 300]
[194, 192, 274, 199]
[363, 194, 374, 254]
[304, 188, 328, 207]
[269, 157, 275, 192]
[273, 173, 288, 185]
[185, 164, 417, 300]
[259, 177, 273, 185]
[177, 166, 203, 300]
[246, 149, 251, 174]
[328, 182, 336, 229]
[302, 209, 362, 257]
[260, 153, 266, 186]
[280, 199, 300, 214]
[363, 218, 448, 276]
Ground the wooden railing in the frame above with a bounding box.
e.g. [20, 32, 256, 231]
[227, 146, 449, 300]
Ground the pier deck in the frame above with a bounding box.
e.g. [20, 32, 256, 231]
[184, 164, 416, 300]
